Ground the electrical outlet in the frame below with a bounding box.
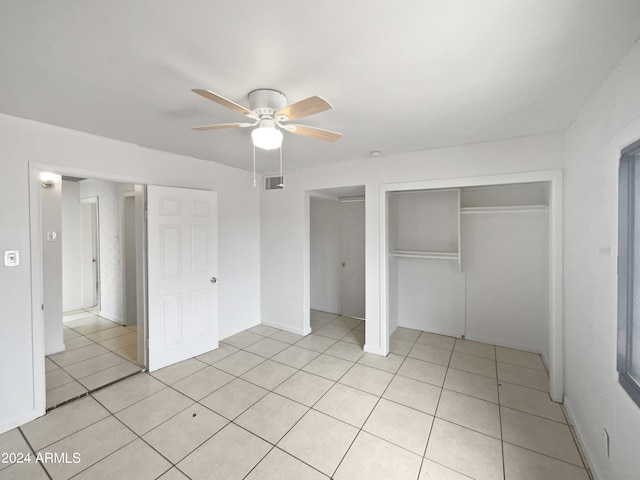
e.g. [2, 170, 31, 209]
[602, 427, 610, 457]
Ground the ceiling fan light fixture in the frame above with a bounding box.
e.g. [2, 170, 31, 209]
[251, 119, 283, 150]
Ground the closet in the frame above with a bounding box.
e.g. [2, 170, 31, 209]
[388, 182, 549, 359]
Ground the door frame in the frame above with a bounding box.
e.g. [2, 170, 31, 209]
[379, 169, 564, 402]
[28, 162, 148, 416]
[304, 188, 367, 335]
[122, 191, 136, 326]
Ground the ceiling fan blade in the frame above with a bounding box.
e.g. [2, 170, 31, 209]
[192, 122, 254, 131]
[192, 89, 258, 120]
[284, 124, 342, 142]
[276, 96, 332, 121]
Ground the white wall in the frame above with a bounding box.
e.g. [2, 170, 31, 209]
[0, 112, 261, 434]
[564, 40, 640, 479]
[310, 197, 340, 313]
[462, 211, 549, 358]
[261, 132, 565, 353]
[61, 180, 83, 311]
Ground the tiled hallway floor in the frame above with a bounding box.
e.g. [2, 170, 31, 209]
[2, 311, 591, 479]
[45, 309, 141, 409]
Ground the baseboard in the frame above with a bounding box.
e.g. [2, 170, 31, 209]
[262, 320, 310, 336]
[45, 341, 65, 356]
[363, 344, 387, 356]
[310, 307, 340, 316]
[463, 334, 541, 355]
[0, 409, 41, 435]
[63, 304, 84, 313]
[98, 310, 124, 324]
[563, 396, 600, 480]
[540, 351, 551, 372]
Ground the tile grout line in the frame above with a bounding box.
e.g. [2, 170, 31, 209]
[221, 316, 378, 478]
[89, 384, 205, 478]
[417, 335, 455, 480]
[16, 426, 54, 480]
[35, 316, 571, 479]
[495, 344, 507, 480]
[49, 314, 141, 406]
[326, 350, 408, 478]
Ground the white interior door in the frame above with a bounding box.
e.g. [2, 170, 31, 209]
[147, 185, 218, 371]
[80, 200, 97, 308]
[340, 200, 365, 318]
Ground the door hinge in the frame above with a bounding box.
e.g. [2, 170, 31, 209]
[41, 304, 44, 311]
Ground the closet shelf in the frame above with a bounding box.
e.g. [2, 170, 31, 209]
[391, 250, 459, 260]
[460, 205, 548, 214]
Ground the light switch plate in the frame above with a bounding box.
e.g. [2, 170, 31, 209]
[4, 250, 19, 267]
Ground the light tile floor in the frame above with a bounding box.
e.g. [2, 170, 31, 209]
[45, 308, 141, 409]
[2, 310, 592, 480]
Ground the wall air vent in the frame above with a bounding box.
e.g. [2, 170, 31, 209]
[265, 175, 285, 190]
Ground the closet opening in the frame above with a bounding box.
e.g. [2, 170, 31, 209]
[380, 171, 563, 401]
[389, 182, 549, 359]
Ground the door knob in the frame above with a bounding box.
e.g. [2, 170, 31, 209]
[342, 262, 347, 267]
[210, 277, 217, 284]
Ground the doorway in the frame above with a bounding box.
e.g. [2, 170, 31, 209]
[30, 164, 223, 418]
[308, 185, 366, 345]
[37, 172, 147, 410]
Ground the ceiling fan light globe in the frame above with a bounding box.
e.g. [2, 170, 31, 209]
[252, 125, 283, 150]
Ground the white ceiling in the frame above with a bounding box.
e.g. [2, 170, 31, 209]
[2, 1, 640, 173]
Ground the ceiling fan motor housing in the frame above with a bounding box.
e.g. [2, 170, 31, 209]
[249, 89, 288, 118]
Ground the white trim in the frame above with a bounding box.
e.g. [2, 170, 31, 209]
[301, 192, 312, 335]
[378, 186, 390, 355]
[363, 344, 386, 355]
[97, 310, 124, 324]
[28, 163, 47, 423]
[63, 304, 85, 313]
[379, 169, 564, 401]
[308, 191, 339, 202]
[261, 320, 311, 336]
[44, 340, 66, 356]
[563, 396, 599, 480]
[0, 411, 41, 436]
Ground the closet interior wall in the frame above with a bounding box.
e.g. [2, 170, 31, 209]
[388, 182, 550, 363]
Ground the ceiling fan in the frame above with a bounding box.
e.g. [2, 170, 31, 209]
[191, 88, 342, 150]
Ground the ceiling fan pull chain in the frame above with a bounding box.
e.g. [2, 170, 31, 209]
[279, 142, 284, 188]
[253, 143, 257, 188]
